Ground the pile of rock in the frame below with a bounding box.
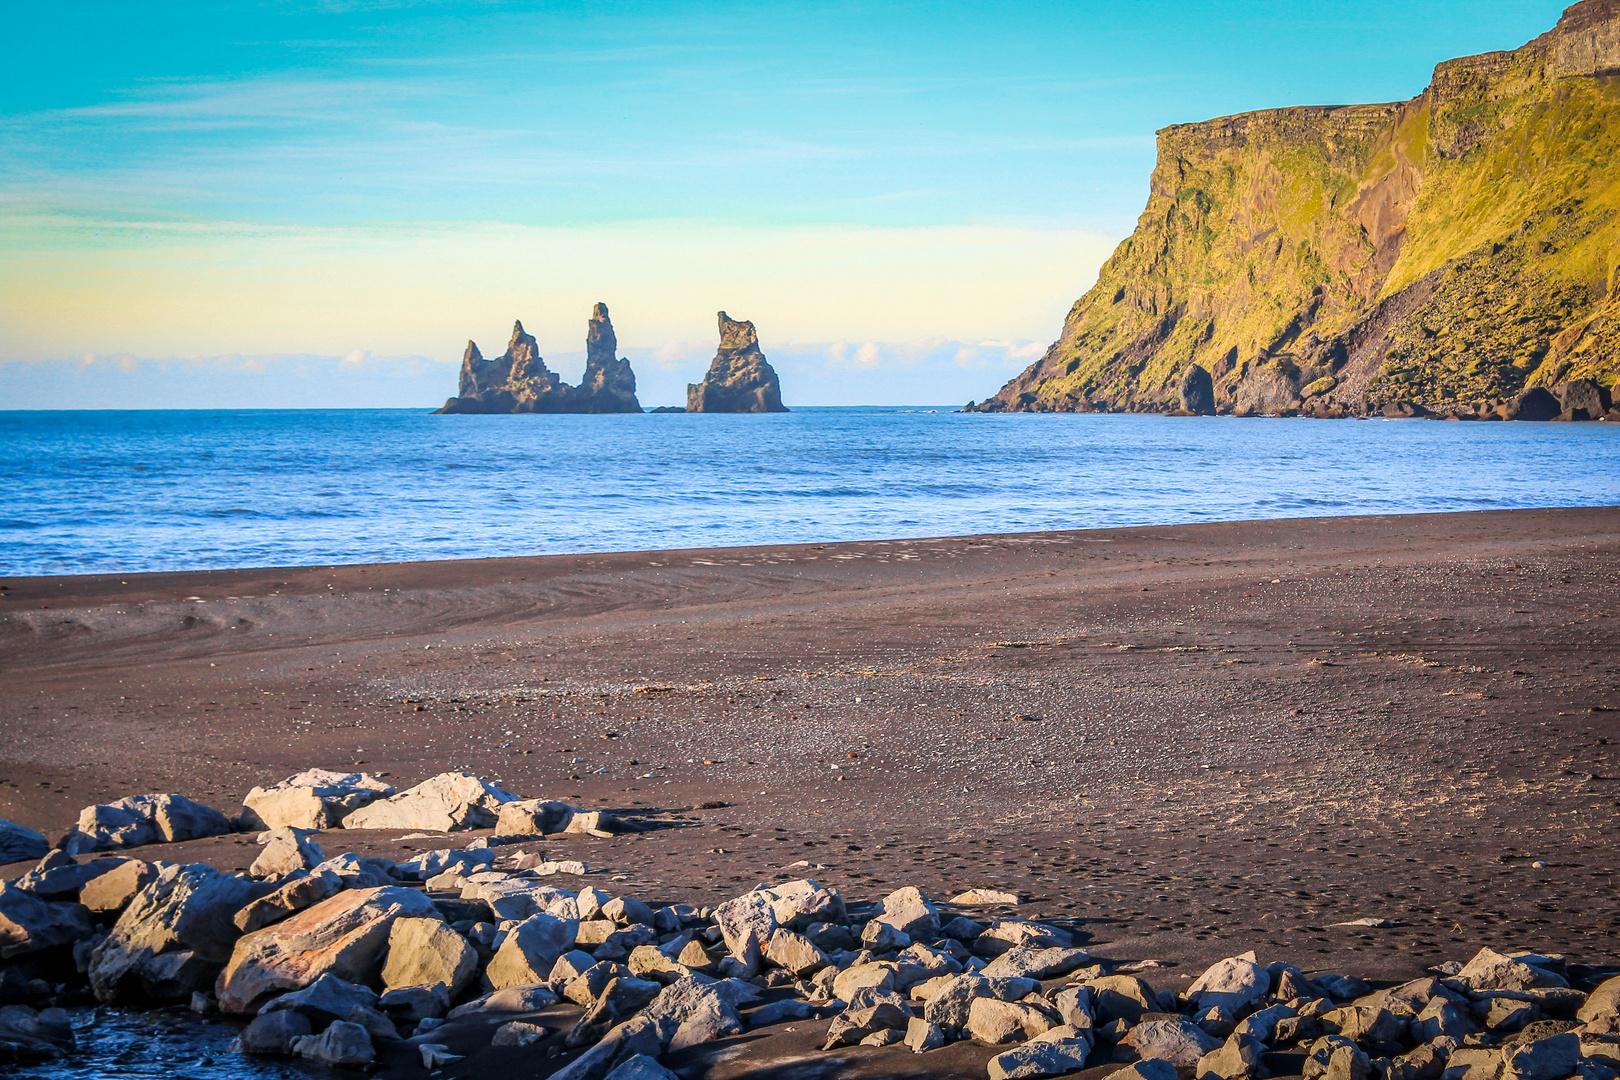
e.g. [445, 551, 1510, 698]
[15, 769, 630, 861]
[6, 829, 1620, 1080]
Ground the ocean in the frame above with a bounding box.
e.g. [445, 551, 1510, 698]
[3, 407, 1617, 577]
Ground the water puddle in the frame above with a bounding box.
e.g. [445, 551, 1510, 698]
[30, 1007, 319, 1080]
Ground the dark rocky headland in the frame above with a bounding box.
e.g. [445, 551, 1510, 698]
[969, 0, 1620, 421]
[686, 312, 788, 413]
[437, 303, 642, 415]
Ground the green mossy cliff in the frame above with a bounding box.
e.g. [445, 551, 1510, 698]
[970, 0, 1620, 419]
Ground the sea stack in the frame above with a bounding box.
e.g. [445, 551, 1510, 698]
[435, 304, 642, 414]
[686, 312, 788, 413]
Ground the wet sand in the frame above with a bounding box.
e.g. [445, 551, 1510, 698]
[3, 507, 1619, 1074]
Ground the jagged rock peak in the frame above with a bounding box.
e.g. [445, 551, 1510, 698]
[717, 311, 759, 352]
[686, 311, 788, 413]
[586, 302, 617, 367]
[435, 305, 641, 415]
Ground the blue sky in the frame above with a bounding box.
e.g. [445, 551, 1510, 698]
[0, 0, 1570, 407]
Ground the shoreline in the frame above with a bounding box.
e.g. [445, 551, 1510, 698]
[4, 505, 1619, 1074]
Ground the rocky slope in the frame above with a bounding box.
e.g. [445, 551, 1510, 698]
[970, 0, 1620, 420]
[436, 303, 641, 415]
[687, 312, 788, 413]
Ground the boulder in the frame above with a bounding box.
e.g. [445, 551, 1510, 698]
[869, 885, 939, 941]
[1501, 1032, 1578, 1080]
[0, 883, 94, 958]
[380, 916, 476, 994]
[467, 878, 580, 922]
[12, 852, 125, 901]
[1089, 974, 1159, 1024]
[990, 1025, 1094, 1079]
[239, 1008, 311, 1054]
[566, 810, 620, 837]
[950, 888, 1022, 906]
[309, 852, 397, 888]
[395, 846, 496, 881]
[489, 913, 580, 988]
[1456, 949, 1567, 992]
[259, 973, 380, 1026]
[0, 820, 50, 866]
[1121, 1018, 1222, 1068]
[291, 1019, 374, 1066]
[943, 915, 985, 940]
[1109, 1062, 1181, 1080]
[1323, 1006, 1406, 1047]
[88, 862, 262, 1003]
[339, 772, 516, 832]
[566, 976, 663, 1046]
[78, 860, 159, 916]
[249, 828, 324, 879]
[549, 1013, 676, 1080]
[1235, 1002, 1298, 1043]
[764, 879, 845, 928]
[448, 983, 559, 1018]
[642, 976, 746, 1051]
[923, 972, 1003, 1034]
[1485, 997, 1539, 1032]
[764, 927, 828, 976]
[379, 983, 449, 1021]
[604, 1055, 681, 1080]
[714, 890, 776, 970]
[232, 870, 341, 933]
[565, 962, 631, 1006]
[1304, 1035, 1374, 1080]
[973, 919, 1072, 957]
[215, 885, 439, 1014]
[239, 769, 395, 831]
[495, 799, 582, 836]
[1578, 975, 1620, 1023]
[1198, 1033, 1267, 1080]
[748, 998, 817, 1026]
[602, 896, 656, 927]
[823, 986, 914, 1048]
[966, 996, 1058, 1044]
[629, 944, 692, 984]
[1189, 952, 1270, 1014]
[906, 1016, 946, 1052]
[551, 949, 604, 984]
[491, 1019, 550, 1046]
[63, 794, 232, 854]
[1416, 997, 1476, 1041]
[983, 945, 1093, 980]
[1445, 1046, 1506, 1080]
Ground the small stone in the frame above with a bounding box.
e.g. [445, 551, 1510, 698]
[905, 1016, 946, 1052]
[950, 888, 1021, 906]
[491, 1019, 550, 1046]
[249, 828, 324, 879]
[1107, 1062, 1180, 1080]
[1305, 1036, 1375, 1080]
[419, 1043, 463, 1068]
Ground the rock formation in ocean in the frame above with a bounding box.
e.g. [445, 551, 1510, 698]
[436, 303, 642, 414]
[686, 312, 788, 413]
[969, 0, 1620, 421]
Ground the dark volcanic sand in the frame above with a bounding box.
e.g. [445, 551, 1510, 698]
[3, 508, 1619, 1075]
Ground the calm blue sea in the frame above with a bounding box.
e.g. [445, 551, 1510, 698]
[2, 408, 1617, 577]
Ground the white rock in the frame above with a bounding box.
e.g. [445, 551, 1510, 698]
[340, 772, 516, 832]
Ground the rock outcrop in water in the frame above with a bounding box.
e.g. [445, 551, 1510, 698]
[436, 303, 642, 414]
[969, 0, 1620, 420]
[686, 312, 788, 413]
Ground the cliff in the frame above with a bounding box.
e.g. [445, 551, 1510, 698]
[970, 0, 1620, 420]
[687, 312, 789, 412]
[436, 303, 642, 414]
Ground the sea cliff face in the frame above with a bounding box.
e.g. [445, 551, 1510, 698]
[436, 303, 641, 414]
[970, 0, 1620, 420]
